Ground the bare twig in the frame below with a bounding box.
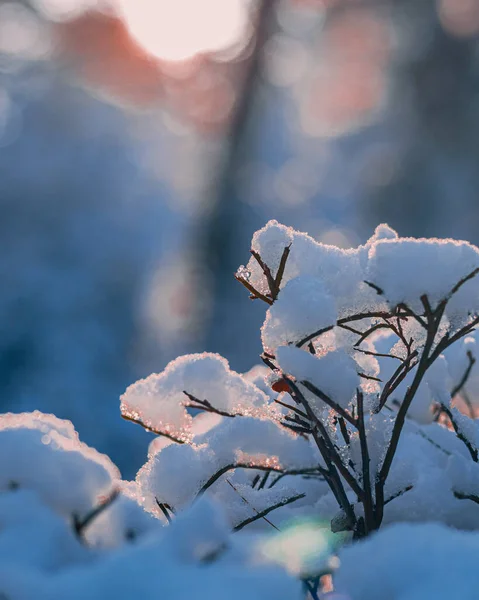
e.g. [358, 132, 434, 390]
[356, 391, 374, 535]
[448, 267, 479, 299]
[374, 297, 445, 527]
[233, 492, 305, 531]
[384, 485, 413, 506]
[375, 350, 419, 413]
[274, 245, 292, 297]
[183, 391, 235, 418]
[155, 499, 175, 524]
[296, 311, 392, 348]
[234, 274, 273, 305]
[300, 380, 358, 427]
[439, 403, 478, 462]
[285, 378, 362, 524]
[354, 323, 391, 348]
[364, 280, 384, 295]
[454, 491, 479, 504]
[121, 414, 185, 444]
[338, 417, 351, 446]
[251, 249, 277, 298]
[73, 489, 119, 540]
[451, 350, 476, 400]
[274, 398, 309, 419]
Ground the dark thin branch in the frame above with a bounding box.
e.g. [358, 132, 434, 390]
[337, 323, 364, 336]
[420, 294, 434, 318]
[268, 468, 326, 489]
[280, 421, 312, 436]
[364, 280, 383, 295]
[417, 429, 451, 456]
[296, 311, 392, 348]
[375, 296, 445, 528]
[356, 391, 374, 534]
[73, 489, 119, 540]
[234, 274, 273, 305]
[260, 353, 277, 370]
[251, 474, 261, 489]
[183, 391, 235, 418]
[384, 485, 413, 506]
[233, 493, 305, 531]
[155, 498, 174, 524]
[448, 267, 479, 298]
[355, 347, 403, 361]
[300, 380, 358, 427]
[460, 389, 475, 420]
[303, 579, 321, 600]
[197, 463, 320, 498]
[375, 350, 419, 413]
[431, 315, 479, 362]
[121, 414, 185, 444]
[358, 372, 382, 382]
[250, 249, 276, 299]
[338, 417, 350, 446]
[273, 244, 292, 298]
[257, 471, 270, 490]
[227, 479, 279, 532]
[354, 323, 391, 348]
[440, 403, 478, 462]
[285, 378, 363, 505]
[454, 491, 479, 504]
[396, 303, 427, 329]
[274, 398, 309, 419]
[451, 350, 476, 400]
[197, 463, 282, 497]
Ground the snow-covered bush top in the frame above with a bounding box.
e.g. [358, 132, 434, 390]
[123, 220, 479, 545]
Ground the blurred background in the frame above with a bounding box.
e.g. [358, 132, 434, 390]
[1, 0, 478, 476]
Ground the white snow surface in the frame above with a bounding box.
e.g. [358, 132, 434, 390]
[335, 522, 479, 600]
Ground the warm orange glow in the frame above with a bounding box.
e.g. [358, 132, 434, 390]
[117, 0, 250, 61]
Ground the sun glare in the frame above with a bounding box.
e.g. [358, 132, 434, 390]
[117, 0, 250, 62]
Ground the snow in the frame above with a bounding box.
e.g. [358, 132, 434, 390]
[276, 346, 359, 409]
[335, 522, 479, 600]
[7, 220, 479, 598]
[121, 353, 274, 442]
[0, 489, 89, 572]
[137, 416, 317, 514]
[261, 276, 337, 352]
[246, 220, 386, 319]
[0, 412, 119, 520]
[0, 493, 300, 600]
[367, 236, 479, 315]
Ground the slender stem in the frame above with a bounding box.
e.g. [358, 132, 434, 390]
[73, 489, 119, 540]
[296, 311, 392, 348]
[300, 380, 358, 427]
[440, 403, 478, 462]
[375, 299, 444, 527]
[285, 378, 360, 528]
[357, 391, 374, 534]
[451, 350, 476, 400]
[233, 493, 305, 531]
[121, 414, 185, 444]
[155, 499, 173, 524]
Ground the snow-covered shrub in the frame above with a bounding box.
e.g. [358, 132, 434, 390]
[0, 411, 299, 599]
[123, 220, 479, 546]
[7, 220, 479, 598]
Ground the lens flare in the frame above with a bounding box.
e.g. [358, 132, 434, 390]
[259, 517, 347, 578]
